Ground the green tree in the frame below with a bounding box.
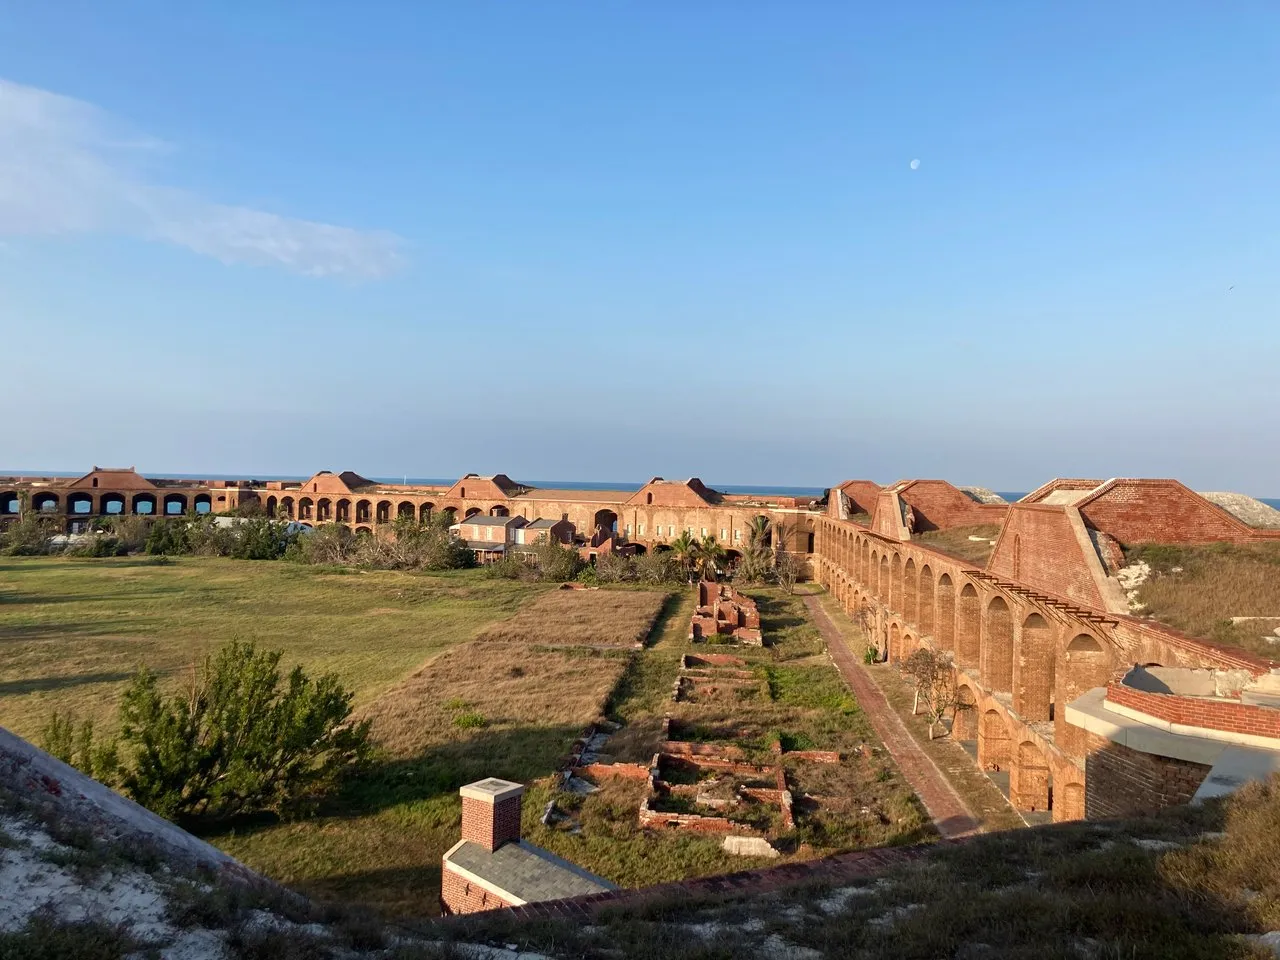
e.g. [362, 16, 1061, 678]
[670, 531, 699, 582]
[118, 640, 370, 820]
[693, 535, 726, 581]
[736, 516, 775, 583]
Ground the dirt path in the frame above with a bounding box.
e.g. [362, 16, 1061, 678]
[802, 594, 981, 839]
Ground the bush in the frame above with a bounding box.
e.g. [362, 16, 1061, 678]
[115, 640, 370, 820]
[452, 711, 488, 729]
[66, 535, 127, 558]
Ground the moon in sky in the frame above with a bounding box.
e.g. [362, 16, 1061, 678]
[909, 158, 920, 171]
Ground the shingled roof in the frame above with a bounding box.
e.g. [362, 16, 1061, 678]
[443, 839, 615, 905]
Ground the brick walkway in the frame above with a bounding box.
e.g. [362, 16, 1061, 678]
[803, 594, 981, 839]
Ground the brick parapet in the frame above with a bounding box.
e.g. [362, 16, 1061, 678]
[1106, 683, 1280, 740]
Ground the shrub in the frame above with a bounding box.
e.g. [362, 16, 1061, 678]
[116, 640, 370, 820]
[863, 645, 878, 665]
[452, 711, 488, 729]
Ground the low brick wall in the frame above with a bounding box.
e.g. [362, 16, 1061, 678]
[572, 762, 651, 782]
[1107, 683, 1280, 740]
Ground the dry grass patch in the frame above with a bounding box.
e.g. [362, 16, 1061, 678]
[1127, 542, 1280, 657]
[361, 642, 631, 759]
[475, 588, 669, 649]
[913, 524, 1002, 565]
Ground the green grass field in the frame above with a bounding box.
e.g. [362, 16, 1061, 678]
[0, 556, 547, 740]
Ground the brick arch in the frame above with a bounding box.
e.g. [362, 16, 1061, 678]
[355, 499, 371, 523]
[956, 582, 980, 668]
[1012, 741, 1050, 812]
[890, 553, 903, 612]
[279, 496, 294, 519]
[862, 540, 870, 583]
[982, 596, 1014, 694]
[888, 623, 901, 662]
[904, 557, 918, 625]
[1056, 633, 1113, 757]
[936, 573, 955, 650]
[1016, 612, 1056, 722]
[978, 708, 1010, 770]
[376, 500, 392, 523]
[297, 497, 314, 520]
[316, 498, 332, 522]
[918, 564, 935, 637]
[952, 683, 978, 740]
[879, 554, 888, 602]
[336, 498, 351, 522]
[400, 501, 418, 520]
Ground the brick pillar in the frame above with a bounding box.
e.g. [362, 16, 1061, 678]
[459, 778, 524, 852]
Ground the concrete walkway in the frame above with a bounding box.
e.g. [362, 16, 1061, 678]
[803, 594, 982, 839]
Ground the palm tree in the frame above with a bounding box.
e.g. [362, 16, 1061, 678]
[693, 535, 726, 581]
[746, 515, 771, 551]
[738, 515, 775, 583]
[669, 531, 699, 582]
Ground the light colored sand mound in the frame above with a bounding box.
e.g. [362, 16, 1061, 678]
[1199, 492, 1280, 529]
[959, 486, 1007, 505]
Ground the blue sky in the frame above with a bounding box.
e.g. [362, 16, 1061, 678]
[1, 3, 1277, 493]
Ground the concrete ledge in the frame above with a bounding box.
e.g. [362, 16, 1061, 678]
[1066, 689, 1227, 767]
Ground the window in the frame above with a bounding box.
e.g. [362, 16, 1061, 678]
[734, 529, 742, 541]
[624, 524, 631, 535]
[638, 523, 645, 535]
[700, 528, 707, 537]
[720, 529, 727, 540]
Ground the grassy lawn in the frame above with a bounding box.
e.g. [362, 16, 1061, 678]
[912, 524, 1002, 566]
[519, 586, 931, 891]
[1126, 542, 1280, 658]
[0, 556, 547, 740]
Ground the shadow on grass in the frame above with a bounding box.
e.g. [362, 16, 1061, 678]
[0, 671, 134, 696]
[642, 593, 684, 649]
[0, 621, 136, 641]
[197, 723, 586, 840]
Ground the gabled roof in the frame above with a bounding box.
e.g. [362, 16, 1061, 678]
[1019, 479, 1104, 504]
[624, 477, 716, 508]
[300, 471, 363, 495]
[459, 515, 527, 527]
[444, 839, 614, 905]
[66, 468, 155, 490]
[442, 474, 525, 500]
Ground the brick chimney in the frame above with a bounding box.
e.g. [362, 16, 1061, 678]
[459, 778, 524, 852]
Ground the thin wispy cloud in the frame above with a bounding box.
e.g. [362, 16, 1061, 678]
[0, 79, 403, 278]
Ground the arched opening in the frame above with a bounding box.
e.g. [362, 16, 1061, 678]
[878, 554, 888, 603]
[936, 574, 955, 650]
[355, 526, 373, 536]
[163, 494, 188, 516]
[463, 506, 481, 520]
[298, 497, 314, 520]
[317, 499, 333, 522]
[355, 500, 371, 523]
[266, 496, 278, 518]
[1057, 781, 1085, 822]
[904, 557, 918, 624]
[194, 494, 212, 515]
[653, 543, 672, 553]
[978, 709, 1010, 771]
[490, 504, 510, 517]
[888, 623, 901, 662]
[919, 565, 935, 637]
[1012, 741, 1050, 813]
[33, 492, 60, 513]
[890, 553, 902, 612]
[861, 540, 870, 583]
[398, 502, 417, 520]
[280, 497, 295, 519]
[131, 494, 156, 516]
[952, 684, 978, 741]
[1016, 613, 1056, 722]
[419, 502, 433, 522]
[983, 596, 1014, 693]
[956, 582, 979, 667]
[631, 544, 648, 556]
[68, 493, 94, 515]
[593, 509, 618, 536]
[0, 492, 19, 515]
[101, 493, 126, 516]
[646, 492, 653, 505]
[335, 499, 351, 523]
[441, 507, 458, 524]
[376, 500, 392, 523]
[1056, 634, 1112, 757]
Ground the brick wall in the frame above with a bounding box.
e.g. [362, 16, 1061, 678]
[1107, 683, 1280, 740]
[1078, 479, 1252, 546]
[1084, 735, 1210, 819]
[441, 863, 513, 915]
[898, 481, 1009, 532]
[988, 505, 1104, 608]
